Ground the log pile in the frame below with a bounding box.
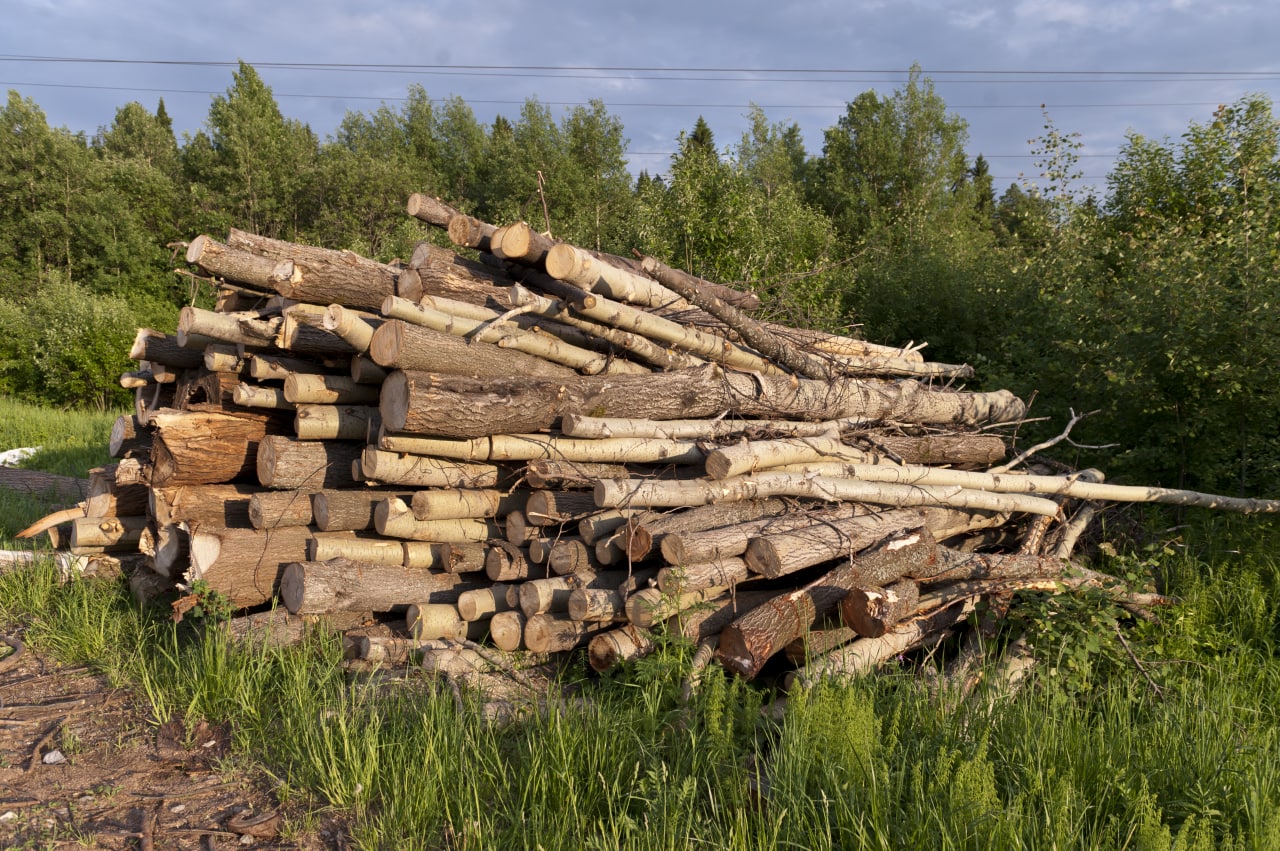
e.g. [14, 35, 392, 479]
[35, 192, 1280, 687]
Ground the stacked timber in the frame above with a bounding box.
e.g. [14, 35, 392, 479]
[42, 192, 1280, 687]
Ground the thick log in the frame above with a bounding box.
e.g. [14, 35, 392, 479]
[294, 405, 377, 441]
[187, 526, 354, 608]
[410, 488, 528, 521]
[525, 490, 603, 525]
[547, 537, 606, 575]
[546, 243, 689, 310]
[257, 436, 364, 490]
[657, 558, 751, 593]
[70, 515, 147, 553]
[269, 256, 397, 312]
[718, 529, 936, 679]
[568, 588, 628, 622]
[350, 355, 389, 385]
[186, 235, 278, 289]
[586, 625, 654, 671]
[498, 221, 556, 266]
[226, 226, 400, 280]
[398, 244, 512, 306]
[841, 578, 922, 638]
[523, 613, 606, 653]
[224, 609, 308, 648]
[322, 305, 383, 352]
[129, 328, 206, 370]
[659, 503, 855, 566]
[280, 558, 482, 614]
[406, 193, 461, 228]
[109, 414, 151, 459]
[744, 508, 924, 578]
[406, 604, 483, 641]
[84, 467, 146, 518]
[519, 569, 649, 617]
[625, 586, 730, 628]
[248, 490, 314, 529]
[151, 483, 257, 528]
[202, 343, 248, 373]
[457, 584, 517, 622]
[484, 541, 549, 582]
[149, 408, 284, 487]
[629, 498, 793, 562]
[489, 610, 526, 651]
[578, 509, 634, 544]
[312, 489, 413, 532]
[360, 448, 503, 489]
[375, 497, 502, 542]
[370, 320, 575, 380]
[446, 213, 496, 252]
[179, 306, 281, 348]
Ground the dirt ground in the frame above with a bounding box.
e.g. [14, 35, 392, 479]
[0, 637, 350, 850]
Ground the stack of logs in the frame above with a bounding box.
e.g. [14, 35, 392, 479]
[51, 192, 1276, 686]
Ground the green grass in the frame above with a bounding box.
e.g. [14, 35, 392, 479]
[2, 528, 1279, 850]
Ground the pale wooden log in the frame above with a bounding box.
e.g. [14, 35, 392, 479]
[546, 243, 689, 310]
[744, 508, 925, 579]
[458, 584, 517, 621]
[186, 525, 353, 608]
[379, 432, 705, 466]
[525, 490, 602, 525]
[816, 352, 973, 380]
[406, 604, 481, 641]
[269, 257, 396, 312]
[789, 599, 979, 687]
[248, 490, 314, 529]
[150, 483, 256, 528]
[489, 611, 526, 651]
[311, 489, 412, 532]
[294, 405, 377, 441]
[718, 529, 937, 679]
[446, 213, 496, 252]
[426, 542, 487, 573]
[659, 503, 855, 566]
[307, 536, 406, 567]
[410, 488, 528, 521]
[507, 284, 703, 372]
[249, 354, 327, 383]
[569, 588, 628, 622]
[596, 473, 1061, 517]
[280, 558, 481, 614]
[485, 541, 550, 582]
[109, 414, 150, 459]
[823, 463, 1280, 516]
[706, 435, 881, 480]
[382, 295, 617, 374]
[577, 509, 635, 544]
[526, 460, 630, 489]
[841, 578, 922, 638]
[174, 329, 217, 350]
[226, 227, 399, 274]
[625, 586, 730, 628]
[629, 498, 792, 562]
[322, 304, 383, 352]
[587, 625, 653, 671]
[350, 355, 388, 385]
[186, 235, 277, 289]
[639, 253, 833, 379]
[488, 225, 510, 259]
[657, 558, 751, 593]
[764, 323, 923, 362]
[70, 515, 147, 553]
[561, 414, 844, 441]
[406, 193, 462, 228]
[594, 534, 625, 565]
[204, 344, 249, 374]
[370, 320, 576, 379]
[523, 612, 606, 653]
[547, 537, 605, 575]
[233, 383, 295, 410]
[129, 328, 206, 370]
[519, 569, 651, 617]
[179, 306, 281, 348]
[257, 436, 364, 490]
[283, 373, 379, 406]
[498, 221, 555, 266]
[360, 448, 503, 489]
[149, 408, 285, 487]
[526, 537, 553, 564]
[120, 370, 154, 389]
[375, 497, 501, 542]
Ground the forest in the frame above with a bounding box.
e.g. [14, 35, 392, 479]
[1, 61, 1277, 499]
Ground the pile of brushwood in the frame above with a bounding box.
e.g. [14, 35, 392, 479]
[24, 192, 1280, 691]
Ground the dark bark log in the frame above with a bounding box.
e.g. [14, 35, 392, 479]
[397, 244, 513, 307]
[149, 408, 286, 487]
[280, 558, 483, 614]
[312, 489, 414, 532]
[657, 557, 751, 593]
[406, 193, 462, 228]
[630, 498, 793, 562]
[525, 490, 600, 525]
[743, 508, 924, 578]
[109, 414, 151, 459]
[151, 483, 257, 528]
[130, 328, 206, 371]
[370, 321, 574, 380]
[840, 578, 922, 637]
[269, 256, 397, 312]
[446, 214, 496, 253]
[186, 235, 278, 289]
[256, 436, 364, 490]
[484, 541, 550, 582]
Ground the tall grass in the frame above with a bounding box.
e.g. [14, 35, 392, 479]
[3, 526, 1279, 849]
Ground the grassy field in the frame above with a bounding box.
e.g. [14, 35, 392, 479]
[1, 399, 1278, 849]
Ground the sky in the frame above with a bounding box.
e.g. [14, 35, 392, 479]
[3, 0, 1279, 199]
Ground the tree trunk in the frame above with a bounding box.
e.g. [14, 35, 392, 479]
[718, 529, 935, 678]
[149, 408, 285, 487]
[656, 558, 751, 593]
[546, 243, 688, 310]
[587, 625, 654, 671]
[406, 193, 461, 228]
[109, 414, 151, 459]
[280, 558, 482, 614]
[457, 584, 517, 621]
[840, 578, 922, 638]
[625, 586, 730, 628]
[187, 525, 354, 608]
[370, 320, 575, 380]
[186, 235, 278, 290]
[360, 448, 504, 489]
[518, 569, 650, 617]
[151, 483, 257, 528]
[446, 213, 496, 253]
[282, 373, 378, 406]
[70, 515, 147, 553]
[547, 537, 607, 575]
[489, 610, 526, 651]
[178, 306, 281, 348]
[629, 498, 793, 561]
[525, 490, 602, 525]
[226, 226, 400, 280]
[256, 435, 364, 490]
[307, 535, 405, 567]
[233, 383, 294, 410]
[523, 612, 606, 653]
[130, 328, 206, 370]
[311, 489, 413, 531]
[269, 256, 397, 312]
[396, 244, 513, 307]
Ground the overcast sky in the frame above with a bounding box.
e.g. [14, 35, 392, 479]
[4, 0, 1278, 198]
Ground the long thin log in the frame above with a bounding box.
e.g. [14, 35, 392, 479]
[269, 256, 396, 312]
[280, 558, 482, 614]
[546, 243, 689, 310]
[596, 472, 1061, 517]
[744, 508, 925, 578]
[129, 328, 206, 371]
[369, 320, 576, 380]
[360, 448, 503, 489]
[178, 306, 281, 348]
[323, 305, 383, 352]
[410, 488, 528, 521]
[283, 373, 379, 406]
[561, 414, 843, 441]
[406, 193, 462, 228]
[378, 431, 704, 466]
[307, 536, 406, 567]
[374, 497, 502, 542]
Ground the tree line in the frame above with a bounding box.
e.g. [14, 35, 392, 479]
[2, 61, 1277, 496]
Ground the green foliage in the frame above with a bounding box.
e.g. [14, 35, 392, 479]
[183, 579, 236, 623]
